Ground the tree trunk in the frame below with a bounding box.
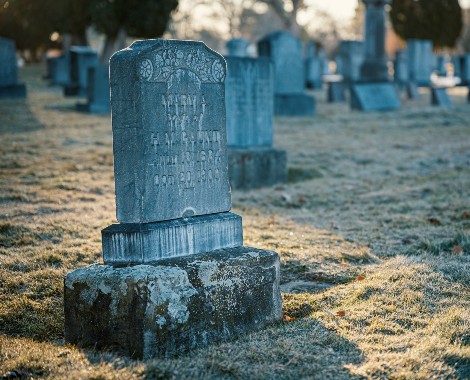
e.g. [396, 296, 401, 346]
[100, 27, 127, 65]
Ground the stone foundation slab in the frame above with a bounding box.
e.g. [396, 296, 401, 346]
[228, 147, 287, 190]
[64, 247, 282, 359]
[274, 93, 315, 116]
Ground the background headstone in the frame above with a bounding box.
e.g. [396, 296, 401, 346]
[226, 38, 250, 57]
[351, 83, 400, 111]
[258, 31, 315, 116]
[335, 40, 364, 84]
[76, 65, 110, 113]
[394, 49, 409, 89]
[225, 56, 287, 189]
[0, 37, 26, 98]
[407, 39, 433, 87]
[64, 46, 98, 96]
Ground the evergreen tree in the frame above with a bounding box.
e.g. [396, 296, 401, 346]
[89, 0, 179, 62]
[390, 0, 463, 49]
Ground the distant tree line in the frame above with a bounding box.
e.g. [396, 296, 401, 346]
[0, 0, 179, 62]
[390, 0, 463, 50]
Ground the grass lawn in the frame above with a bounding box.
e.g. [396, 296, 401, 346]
[0, 65, 469, 379]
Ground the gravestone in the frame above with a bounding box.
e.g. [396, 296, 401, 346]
[394, 49, 408, 89]
[304, 41, 325, 89]
[258, 31, 315, 116]
[0, 37, 26, 98]
[407, 39, 433, 87]
[49, 54, 70, 86]
[64, 46, 99, 96]
[64, 40, 282, 359]
[435, 56, 447, 77]
[351, 0, 400, 111]
[431, 87, 452, 108]
[335, 40, 364, 84]
[406, 82, 419, 99]
[226, 38, 250, 57]
[76, 65, 110, 113]
[327, 79, 347, 103]
[225, 57, 287, 189]
[452, 55, 462, 79]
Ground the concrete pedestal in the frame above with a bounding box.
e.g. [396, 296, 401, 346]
[228, 147, 287, 190]
[327, 81, 346, 103]
[64, 247, 282, 359]
[0, 83, 26, 98]
[274, 94, 315, 116]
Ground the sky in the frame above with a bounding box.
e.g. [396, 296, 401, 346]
[310, 0, 470, 22]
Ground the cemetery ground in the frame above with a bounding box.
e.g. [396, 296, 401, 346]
[0, 66, 469, 380]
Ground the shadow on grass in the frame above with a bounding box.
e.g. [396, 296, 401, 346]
[0, 98, 44, 135]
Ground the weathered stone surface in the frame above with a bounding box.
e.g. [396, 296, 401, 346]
[327, 81, 346, 103]
[102, 212, 243, 265]
[64, 46, 99, 96]
[110, 40, 231, 224]
[228, 147, 287, 190]
[274, 93, 315, 116]
[407, 39, 433, 87]
[64, 247, 282, 359]
[258, 31, 304, 95]
[0, 37, 26, 98]
[225, 57, 273, 147]
[226, 38, 250, 57]
[431, 87, 452, 108]
[76, 65, 110, 114]
[351, 83, 400, 111]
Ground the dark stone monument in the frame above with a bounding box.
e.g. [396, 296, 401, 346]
[435, 56, 447, 77]
[64, 46, 99, 96]
[64, 40, 282, 359]
[226, 38, 250, 57]
[335, 40, 364, 84]
[225, 57, 287, 189]
[76, 65, 110, 113]
[407, 39, 433, 87]
[0, 37, 26, 98]
[351, 0, 400, 111]
[258, 31, 315, 116]
[431, 87, 452, 108]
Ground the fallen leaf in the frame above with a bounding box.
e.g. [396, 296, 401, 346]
[427, 217, 442, 225]
[336, 310, 346, 317]
[298, 196, 306, 205]
[462, 211, 469, 219]
[356, 274, 366, 281]
[284, 315, 296, 322]
[452, 246, 463, 254]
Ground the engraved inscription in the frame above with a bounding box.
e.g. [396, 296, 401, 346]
[147, 69, 223, 190]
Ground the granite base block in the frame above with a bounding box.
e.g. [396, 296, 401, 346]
[351, 82, 400, 111]
[228, 147, 287, 190]
[64, 247, 282, 359]
[327, 81, 346, 103]
[274, 93, 315, 116]
[76, 101, 110, 114]
[0, 83, 26, 98]
[102, 212, 243, 265]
